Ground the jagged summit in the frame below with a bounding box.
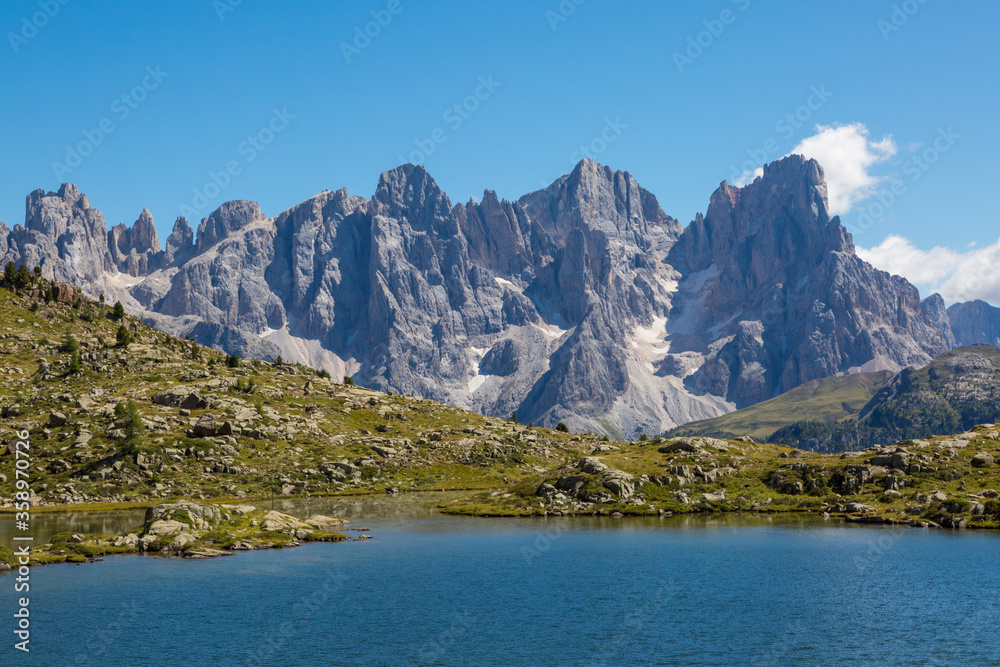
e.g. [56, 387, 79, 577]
[0, 157, 980, 438]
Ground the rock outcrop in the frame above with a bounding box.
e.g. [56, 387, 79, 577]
[108, 208, 163, 275]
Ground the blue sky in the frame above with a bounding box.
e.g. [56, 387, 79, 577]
[2, 1, 998, 302]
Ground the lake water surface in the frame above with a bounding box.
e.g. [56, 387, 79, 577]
[2, 494, 999, 666]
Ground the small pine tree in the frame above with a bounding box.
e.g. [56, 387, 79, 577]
[44, 287, 54, 303]
[275, 355, 283, 365]
[343, 376, 355, 386]
[99, 293, 105, 304]
[61, 330, 79, 354]
[512, 413, 519, 424]
[111, 301, 126, 320]
[116, 324, 132, 348]
[68, 350, 81, 374]
[556, 422, 569, 433]
[226, 354, 241, 368]
[638, 433, 648, 442]
[114, 400, 144, 454]
[15, 265, 30, 289]
[3, 261, 15, 283]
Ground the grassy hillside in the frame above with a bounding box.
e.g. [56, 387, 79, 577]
[770, 345, 1000, 451]
[0, 282, 598, 508]
[666, 371, 892, 442]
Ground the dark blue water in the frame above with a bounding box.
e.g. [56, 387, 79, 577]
[3, 512, 999, 666]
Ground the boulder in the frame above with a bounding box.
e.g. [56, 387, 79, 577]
[193, 414, 216, 437]
[602, 471, 635, 498]
[846, 502, 876, 514]
[971, 452, 995, 468]
[171, 532, 197, 549]
[145, 519, 188, 537]
[261, 511, 312, 532]
[658, 439, 699, 454]
[180, 393, 207, 410]
[145, 501, 223, 529]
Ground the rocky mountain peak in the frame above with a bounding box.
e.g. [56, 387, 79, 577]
[519, 159, 679, 247]
[108, 208, 163, 276]
[164, 217, 194, 266]
[15, 183, 111, 283]
[373, 164, 454, 230]
[55, 182, 88, 208]
[195, 200, 264, 252]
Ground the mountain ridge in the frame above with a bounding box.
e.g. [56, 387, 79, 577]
[1, 155, 980, 438]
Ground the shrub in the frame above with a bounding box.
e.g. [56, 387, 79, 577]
[226, 354, 241, 368]
[343, 376, 355, 386]
[317, 369, 331, 379]
[555, 422, 569, 433]
[233, 377, 257, 394]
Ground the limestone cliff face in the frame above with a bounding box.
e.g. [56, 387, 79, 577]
[0, 156, 975, 438]
[947, 300, 1000, 347]
[4, 184, 114, 284]
[109, 208, 163, 276]
[668, 156, 950, 408]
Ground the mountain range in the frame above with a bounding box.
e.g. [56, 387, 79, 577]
[3, 155, 999, 438]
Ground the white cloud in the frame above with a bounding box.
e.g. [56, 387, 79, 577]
[857, 234, 1000, 305]
[788, 123, 896, 215]
[733, 167, 763, 187]
[734, 123, 897, 210]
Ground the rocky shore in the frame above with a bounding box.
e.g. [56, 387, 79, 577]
[0, 501, 353, 569]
